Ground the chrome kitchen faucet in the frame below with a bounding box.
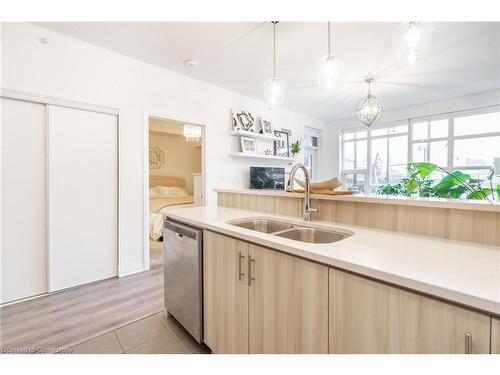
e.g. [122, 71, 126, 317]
[286, 164, 318, 221]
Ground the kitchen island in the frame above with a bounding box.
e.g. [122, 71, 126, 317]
[164, 205, 500, 354]
[216, 188, 500, 247]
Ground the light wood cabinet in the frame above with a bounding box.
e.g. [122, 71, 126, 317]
[329, 268, 491, 354]
[203, 231, 249, 353]
[248, 244, 329, 353]
[492, 318, 500, 354]
[203, 232, 328, 354]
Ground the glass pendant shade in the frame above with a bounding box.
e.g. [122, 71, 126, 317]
[355, 79, 383, 127]
[393, 22, 434, 67]
[263, 21, 286, 109]
[183, 124, 202, 142]
[263, 76, 286, 108]
[316, 54, 338, 90]
[316, 22, 339, 90]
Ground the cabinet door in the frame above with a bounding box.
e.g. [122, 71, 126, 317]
[329, 269, 491, 354]
[203, 231, 249, 353]
[248, 244, 329, 353]
[492, 318, 500, 354]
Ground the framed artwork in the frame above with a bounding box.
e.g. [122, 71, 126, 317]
[149, 145, 165, 169]
[274, 130, 290, 157]
[240, 137, 257, 153]
[260, 117, 273, 135]
[232, 109, 256, 132]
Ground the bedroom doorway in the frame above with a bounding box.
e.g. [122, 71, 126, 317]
[147, 116, 204, 269]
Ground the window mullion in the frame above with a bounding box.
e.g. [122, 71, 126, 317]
[340, 139, 345, 176]
[353, 139, 357, 170]
[447, 118, 454, 170]
[367, 129, 372, 194]
[426, 122, 431, 163]
[407, 119, 413, 169]
[386, 136, 390, 184]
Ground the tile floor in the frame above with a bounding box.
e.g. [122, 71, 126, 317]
[71, 311, 210, 354]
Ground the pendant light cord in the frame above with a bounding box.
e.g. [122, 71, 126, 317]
[367, 78, 373, 96]
[273, 21, 277, 77]
[328, 22, 331, 56]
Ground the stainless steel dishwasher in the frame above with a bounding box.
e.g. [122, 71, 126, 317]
[164, 219, 203, 343]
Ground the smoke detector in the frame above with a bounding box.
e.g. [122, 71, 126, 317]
[184, 58, 199, 67]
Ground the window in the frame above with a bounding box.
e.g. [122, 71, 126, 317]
[340, 107, 500, 193]
[370, 126, 408, 192]
[341, 130, 368, 192]
[410, 119, 449, 167]
[304, 127, 321, 180]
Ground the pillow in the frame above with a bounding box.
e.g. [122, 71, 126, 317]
[150, 186, 189, 198]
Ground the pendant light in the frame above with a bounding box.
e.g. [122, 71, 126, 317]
[316, 22, 339, 90]
[393, 22, 434, 67]
[263, 21, 286, 109]
[183, 124, 202, 142]
[355, 78, 383, 127]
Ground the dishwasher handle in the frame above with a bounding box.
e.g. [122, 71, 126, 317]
[164, 220, 201, 241]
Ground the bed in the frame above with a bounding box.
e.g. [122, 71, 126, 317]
[149, 176, 194, 240]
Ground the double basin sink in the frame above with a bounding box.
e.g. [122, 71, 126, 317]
[228, 218, 351, 244]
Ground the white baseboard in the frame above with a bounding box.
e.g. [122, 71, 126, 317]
[119, 262, 149, 277]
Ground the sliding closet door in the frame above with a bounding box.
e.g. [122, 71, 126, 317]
[1, 98, 47, 303]
[48, 105, 117, 292]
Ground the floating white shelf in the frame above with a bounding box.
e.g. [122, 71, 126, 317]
[230, 152, 295, 162]
[230, 130, 281, 141]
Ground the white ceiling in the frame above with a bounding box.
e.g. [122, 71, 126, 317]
[34, 22, 500, 121]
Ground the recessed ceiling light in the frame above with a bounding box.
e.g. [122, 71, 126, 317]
[38, 37, 48, 45]
[184, 58, 199, 67]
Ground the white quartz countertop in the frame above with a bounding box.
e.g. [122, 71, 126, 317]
[215, 188, 500, 212]
[164, 205, 500, 316]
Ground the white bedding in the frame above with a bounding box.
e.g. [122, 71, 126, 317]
[149, 203, 194, 241]
[149, 185, 195, 240]
[149, 211, 164, 241]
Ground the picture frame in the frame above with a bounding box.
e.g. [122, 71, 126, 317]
[240, 136, 257, 153]
[260, 117, 274, 135]
[232, 109, 256, 132]
[274, 130, 290, 157]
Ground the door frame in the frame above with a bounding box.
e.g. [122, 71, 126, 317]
[142, 111, 206, 270]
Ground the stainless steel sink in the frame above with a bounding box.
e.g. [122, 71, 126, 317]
[228, 218, 352, 244]
[230, 219, 295, 234]
[275, 227, 350, 244]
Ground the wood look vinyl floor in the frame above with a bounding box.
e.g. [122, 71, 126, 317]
[0, 267, 164, 353]
[149, 239, 164, 268]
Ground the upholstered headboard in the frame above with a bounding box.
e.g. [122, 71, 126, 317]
[149, 176, 185, 188]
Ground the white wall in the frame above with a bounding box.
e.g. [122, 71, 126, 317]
[1, 22, 327, 276]
[324, 89, 500, 178]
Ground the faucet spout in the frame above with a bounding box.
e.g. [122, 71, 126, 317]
[286, 164, 317, 221]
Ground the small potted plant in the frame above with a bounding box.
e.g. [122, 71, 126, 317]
[290, 140, 302, 157]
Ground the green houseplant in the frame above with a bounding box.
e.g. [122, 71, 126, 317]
[377, 163, 499, 201]
[290, 140, 302, 157]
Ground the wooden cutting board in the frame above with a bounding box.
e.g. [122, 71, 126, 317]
[292, 188, 354, 195]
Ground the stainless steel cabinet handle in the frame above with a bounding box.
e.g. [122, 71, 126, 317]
[248, 256, 255, 286]
[465, 332, 472, 354]
[238, 252, 245, 281]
